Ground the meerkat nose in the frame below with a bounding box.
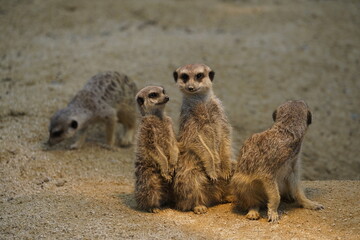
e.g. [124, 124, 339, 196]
[165, 96, 169, 102]
[188, 86, 194, 91]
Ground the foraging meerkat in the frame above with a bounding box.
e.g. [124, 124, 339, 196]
[134, 86, 178, 213]
[48, 71, 137, 149]
[231, 100, 324, 223]
[173, 64, 233, 214]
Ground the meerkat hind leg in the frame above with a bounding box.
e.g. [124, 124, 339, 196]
[288, 174, 324, 210]
[263, 180, 281, 223]
[120, 124, 135, 147]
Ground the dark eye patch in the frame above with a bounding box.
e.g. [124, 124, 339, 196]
[180, 73, 189, 83]
[70, 120, 78, 129]
[51, 130, 63, 138]
[195, 73, 204, 81]
[148, 92, 159, 98]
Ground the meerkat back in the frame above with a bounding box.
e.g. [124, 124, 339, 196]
[84, 71, 137, 108]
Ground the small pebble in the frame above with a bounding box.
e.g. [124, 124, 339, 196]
[55, 180, 66, 187]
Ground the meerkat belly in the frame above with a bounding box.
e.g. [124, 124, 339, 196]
[198, 122, 221, 148]
[154, 125, 172, 156]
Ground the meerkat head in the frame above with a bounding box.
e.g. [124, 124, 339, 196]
[173, 64, 215, 96]
[135, 86, 169, 117]
[272, 100, 312, 128]
[48, 108, 81, 146]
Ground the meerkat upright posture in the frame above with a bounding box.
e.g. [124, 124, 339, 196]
[231, 100, 324, 223]
[173, 64, 232, 214]
[134, 86, 178, 213]
[48, 71, 137, 149]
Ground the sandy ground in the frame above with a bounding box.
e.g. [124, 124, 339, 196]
[0, 0, 359, 239]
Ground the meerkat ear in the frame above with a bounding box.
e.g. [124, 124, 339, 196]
[272, 110, 277, 122]
[307, 111, 312, 125]
[209, 71, 215, 81]
[173, 71, 178, 82]
[70, 120, 78, 129]
[137, 96, 144, 106]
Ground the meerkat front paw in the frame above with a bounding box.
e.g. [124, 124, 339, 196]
[169, 167, 176, 177]
[70, 142, 81, 150]
[246, 209, 260, 220]
[302, 201, 324, 210]
[193, 205, 208, 214]
[267, 209, 279, 223]
[161, 173, 172, 183]
[149, 208, 160, 213]
[119, 139, 133, 148]
[221, 169, 232, 181]
[208, 171, 218, 182]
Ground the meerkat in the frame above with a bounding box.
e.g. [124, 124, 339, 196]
[231, 100, 324, 223]
[172, 64, 233, 214]
[134, 86, 178, 213]
[48, 71, 137, 149]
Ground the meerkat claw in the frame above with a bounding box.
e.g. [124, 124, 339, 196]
[194, 205, 208, 214]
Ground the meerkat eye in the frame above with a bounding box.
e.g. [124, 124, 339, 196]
[180, 73, 189, 83]
[70, 120, 78, 129]
[148, 92, 159, 98]
[195, 73, 204, 80]
[51, 130, 63, 138]
[137, 96, 144, 105]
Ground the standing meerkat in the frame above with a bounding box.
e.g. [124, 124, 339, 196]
[173, 64, 233, 214]
[48, 71, 137, 149]
[231, 100, 324, 223]
[134, 86, 178, 213]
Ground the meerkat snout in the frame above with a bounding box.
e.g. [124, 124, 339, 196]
[48, 110, 79, 146]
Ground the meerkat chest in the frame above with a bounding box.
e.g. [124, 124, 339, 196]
[191, 102, 220, 126]
[151, 120, 172, 145]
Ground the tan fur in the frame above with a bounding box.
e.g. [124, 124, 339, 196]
[48, 71, 137, 149]
[231, 100, 324, 223]
[134, 86, 178, 213]
[172, 64, 233, 214]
